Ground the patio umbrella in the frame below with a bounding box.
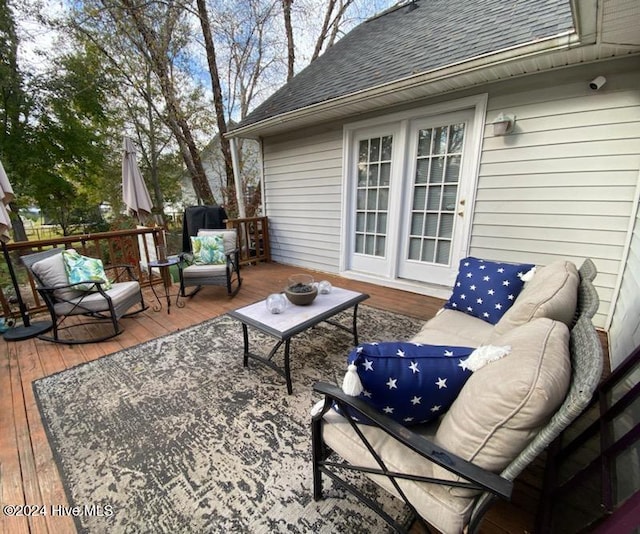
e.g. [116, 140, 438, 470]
[122, 136, 153, 224]
[0, 159, 52, 341]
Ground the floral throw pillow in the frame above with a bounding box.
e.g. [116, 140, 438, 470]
[190, 235, 226, 265]
[443, 257, 535, 325]
[62, 249, 112, 292]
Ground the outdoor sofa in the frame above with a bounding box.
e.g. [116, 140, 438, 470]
[312, 258, 603, 533]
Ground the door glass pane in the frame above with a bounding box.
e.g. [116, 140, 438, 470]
[426, 186, 441, 211]
[368, 165, 379, 186]
[358, 140, 368, 163]
[444, 155, 461, 183]
[413, 186, 427, 210]
[406, 119, 466, 266]
[379, 188, 388, 210]
[354, 134, 392, 258]
[411, 213, 424, 235]
[417, 129, 432, 157]
[415, 160, 429, 184]
[380, 162, 391, 186]
[366, 213, 375, 232]
[442, 185, 457, 211]
[425, 213, 438, 237]
[377, 213, 387, 233]
[448, 123, 465, 152]
[367, 189, 377, 210]
[369, 138, 380, 161]
[421, 239, 436, 262]
[429, 156, 445, 183]
[365, 235, 374, 255]
[381, 136, 393, 160]
[439, 213, 454, 238]
[408, 238, 421, 260]
[358, 166, 367, 186]
[436, 240, 451, 264]
[433, 126, 447, 154]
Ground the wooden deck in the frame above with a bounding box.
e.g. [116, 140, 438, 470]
[2, 262, 543, 533]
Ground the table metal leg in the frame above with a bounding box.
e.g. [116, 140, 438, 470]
[242, 324, 249, 367]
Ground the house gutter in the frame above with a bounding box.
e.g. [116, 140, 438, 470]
[227, 29, 582, 139]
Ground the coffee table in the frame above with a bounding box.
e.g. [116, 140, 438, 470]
[228, 287, 369, 394]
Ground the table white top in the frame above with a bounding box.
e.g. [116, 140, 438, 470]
[228, 287, 368, 339]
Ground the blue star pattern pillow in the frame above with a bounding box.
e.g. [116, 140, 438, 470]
[444, 257, 535, 325]
[335, 342, 474, 426]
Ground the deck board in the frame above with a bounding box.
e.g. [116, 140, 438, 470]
[1, 262, 549, 533]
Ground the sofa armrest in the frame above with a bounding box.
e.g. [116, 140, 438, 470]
[313, 381, 512, 500]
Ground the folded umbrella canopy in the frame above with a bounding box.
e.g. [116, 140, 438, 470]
[0, 159, 52, 340]
[0, 159, 15, 241]
[122, 136, 153, 223]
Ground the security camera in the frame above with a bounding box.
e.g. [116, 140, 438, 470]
[589, 76, 606, 91]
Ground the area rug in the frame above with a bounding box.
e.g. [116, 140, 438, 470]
[34, 306, 424, 533]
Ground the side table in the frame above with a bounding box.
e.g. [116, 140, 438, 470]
[147, 257, 185, 314]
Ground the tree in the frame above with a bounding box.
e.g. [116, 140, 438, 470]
[0, 0, 29, 241]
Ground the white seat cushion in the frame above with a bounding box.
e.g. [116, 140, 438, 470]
[53, 281, 141, 315]
[182, 263, 227, 279]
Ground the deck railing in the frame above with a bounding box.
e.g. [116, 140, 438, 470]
[0, 217, 271, 321]
[226, 216, 271, 266]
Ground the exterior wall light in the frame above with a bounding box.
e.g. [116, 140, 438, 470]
[492, 113, 516, 136]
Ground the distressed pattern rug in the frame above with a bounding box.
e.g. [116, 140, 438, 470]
[34, 305, 424, 533]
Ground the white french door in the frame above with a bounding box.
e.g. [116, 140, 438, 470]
[398, 110, 475, 286]
[348, 124, 403, 276]
[344, 97, 484, 289]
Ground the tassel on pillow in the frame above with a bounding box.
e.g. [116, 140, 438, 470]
[342, 363, 364, 396]
[520, 266, 537, 282]
[464, 345, 511, 372]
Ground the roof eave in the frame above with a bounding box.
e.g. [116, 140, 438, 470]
[227, 30, 581, 140]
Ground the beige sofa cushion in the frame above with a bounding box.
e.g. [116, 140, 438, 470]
[411, 309, 493, 347]
[433, 318, 570, 495]
[491, 260, 578, 338]
[321, 411, 472, 534]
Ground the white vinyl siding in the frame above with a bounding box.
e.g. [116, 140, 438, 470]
[470, 68, 640, 328]
[262, 130, 344, 272]
[258, 59, 639, 334]
[608, 194, 640, 369]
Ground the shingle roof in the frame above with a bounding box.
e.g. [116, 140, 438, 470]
[237, 0, 574, 129]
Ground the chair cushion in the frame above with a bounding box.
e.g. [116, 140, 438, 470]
[411, 309, 493, 347]
[62, 249, 112, 291]
[443, 257, 535, 325]
[182, 263, 227, 279]
[53, 281, 141, 316]
[197, 229, 237, 254]
[337, 342, 475, 425]
[491, 260, 579, 338]
[321, 410, 473, 534]
[433, 318, 571, 496]
[190, 235, 226, 265]
[31, 252, 82, 301]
